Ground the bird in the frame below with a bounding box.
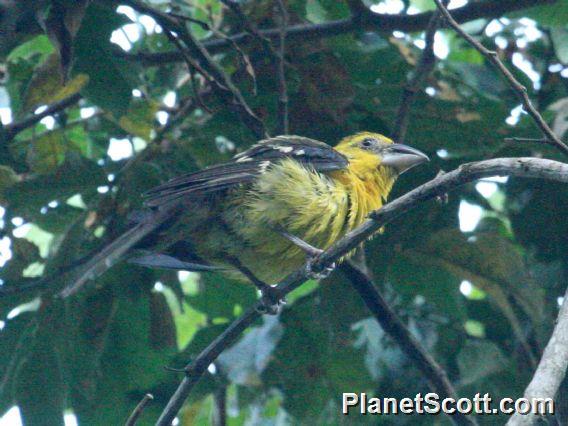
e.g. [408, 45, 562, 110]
[62, 132, 429, 312]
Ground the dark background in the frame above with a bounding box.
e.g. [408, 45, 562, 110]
[1, 0, 568, 424]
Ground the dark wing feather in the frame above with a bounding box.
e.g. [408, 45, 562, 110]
[144, 135, 348, 208]
[128, 251, 224, 271]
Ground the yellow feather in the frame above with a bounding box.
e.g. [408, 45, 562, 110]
[211, 133, 398, 283]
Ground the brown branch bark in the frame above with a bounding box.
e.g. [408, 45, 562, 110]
[114, 0, 268, 139]
[391, 4, 443, 143]
[275, 0, 289, 135]
[220, 0, 288, 135]
[434, 0, 568, 157]
[156, 157, 568, 425]
[3, 92, 82, 141]
[340, 261, 474, 426]
[120, 0, 555, 65]
[213, 386, 227, 426]
[125, 393, 153, 426]
[506, 288, 568, 426]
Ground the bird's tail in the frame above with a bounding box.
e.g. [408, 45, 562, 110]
[59, 207, 173, 297]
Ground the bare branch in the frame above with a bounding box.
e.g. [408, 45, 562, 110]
[156, 157, 568, 425]
[345, 0, 369, 17]
[506, 288, 568, 426]
[392, 5, 443, 143]
[3, 92, 82, 141]
[434, 0, 568, 157]
[340, 261, 475, 426]
[213, 386, 227, 426]
[125, 393, 153, 426]
[505, 137, 548, 143]
[120, 0, 555, 64]
[115, 0, 268, 139]
[275, 0, 289, 135]
[220, 0, 274, 53]
[156, 306, 260, 426]
[220, 0, 288, 134]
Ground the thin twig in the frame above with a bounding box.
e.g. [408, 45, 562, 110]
[120, 0, 555, 63]
[220, 0, 287, 134]
[156, 306, 261, 425]
[213, 386, 227, 426]
[433, 0, 568, 157]
[505, 137, 548, 144]
[4, 92, 82, 140]
[174, 4, 258, 95]
[392, 4, 444, 143]
[275, 0, 289, 135]
[115, 0, 267, 139]
[220, 0, 277, 55]
[156, 157, 568, 425]
[125, 393, 154, 426]
[345, 0, 369, 17]
[340, 261, 474, 426]
[506, 286, 568, 426]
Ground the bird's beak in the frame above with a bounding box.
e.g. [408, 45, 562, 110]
[381, 143, 429, 174]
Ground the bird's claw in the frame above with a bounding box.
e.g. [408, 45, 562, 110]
[306, 258, 336, 280]
[256, 286, 286, 315]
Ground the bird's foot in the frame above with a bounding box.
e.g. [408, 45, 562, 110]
[306, 257, 336, 280]
[256, 285, 286, 315]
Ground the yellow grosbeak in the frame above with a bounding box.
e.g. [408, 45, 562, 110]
[64, 132, 428, 305]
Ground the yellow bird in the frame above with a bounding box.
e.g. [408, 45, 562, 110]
[64, 132, 428, 311]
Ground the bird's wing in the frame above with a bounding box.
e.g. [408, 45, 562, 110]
[143, 135, 348, 207]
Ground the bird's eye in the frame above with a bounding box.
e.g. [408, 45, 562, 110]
[361, 138, 374, 148]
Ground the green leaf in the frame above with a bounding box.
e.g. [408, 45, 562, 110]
[0, 238, 42, 284]
[217, 316, 283, 386]
[7, 35, 54, 63]
[0, 313, 37, 415]
[37, 0, 90, 77]
[15, 320, 66, 426]
[351, 318, 405, 381]
[515, 0, 568, 27]
[404, 229, 545, 355]
[0, 165, 19, 202]
[5, 154, 105, 217]
[29, 204, 84, 235]
[22, 52, 88, 113]
[25, 128, 68, 173]
[457, 340, 508, 387]
[551, 27, 568, 63]
[263, 278, 374, 420]
[187, 273, 257, 319]
[389, 249, 466, 321]
[118, 98, 159, 141]
[72, 3, 139, 117]
[71, 287, 175, 425]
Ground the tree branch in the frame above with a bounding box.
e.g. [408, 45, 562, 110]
[156, 306, 261, 426]
[391, 4, 443, 143]
[115, 0, 268, 139]
[275, 0, 289, 135]
[120, 0, 555, 64]
[125, 393, 153, 426]
[213, 386, 227, 426]
[156, 157, 568, 425]
[434, 0, 568, 157]
[220, 0, 288, 135]
[3, 92, 82, 141]
[340, 261, 475, 426]
[506, 287, 568, 426]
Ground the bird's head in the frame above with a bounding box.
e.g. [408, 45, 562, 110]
[335, 132, 429, 176]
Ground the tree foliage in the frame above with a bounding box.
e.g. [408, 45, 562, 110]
[0, 0, 568, 424]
